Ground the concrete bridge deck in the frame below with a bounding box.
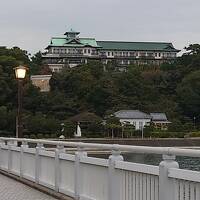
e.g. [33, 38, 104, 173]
[0, 173, 57, 200]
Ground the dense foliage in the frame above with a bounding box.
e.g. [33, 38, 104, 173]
[0, 44, 199, 137]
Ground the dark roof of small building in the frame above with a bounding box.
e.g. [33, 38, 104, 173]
[150, 113, 168, 121]
[114, 110, 151, 119]
[64, 28, 80, 35]
[97, 41, 180, 52]
[68, 112, 102, 122]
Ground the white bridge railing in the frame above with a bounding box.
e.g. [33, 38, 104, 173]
[0, 137, 200, 200]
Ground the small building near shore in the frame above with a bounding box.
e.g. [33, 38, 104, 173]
[150, 113, 171, 130]
[68, 112, 102, 126]
[31, 75, 52, 92]
[68, 112, 103, 137]
[114, 110, 151, 130]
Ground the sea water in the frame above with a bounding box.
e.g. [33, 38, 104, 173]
[92, 152, 200, 171]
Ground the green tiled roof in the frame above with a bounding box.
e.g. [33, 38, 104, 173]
[51, 38, 66, 46]
[97, 41, 179, 52]
[47, 35, 179, 52]
[48, 37, 100, 48]
[80, 38, 100, 47]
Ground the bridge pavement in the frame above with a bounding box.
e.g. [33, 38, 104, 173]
[0, 173, 58, 200]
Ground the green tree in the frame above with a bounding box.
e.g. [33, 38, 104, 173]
[105, 116, 121, 138]
[185, 44, 200, 55]
[26, 113, 60, 135]
[177, 70, 200, 120]
[30, 51, 43, 74]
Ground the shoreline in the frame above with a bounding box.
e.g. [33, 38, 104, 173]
[54, 137, 200, 147]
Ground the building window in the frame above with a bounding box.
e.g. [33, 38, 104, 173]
[172, 53, 176, 57]
[88, 49, 91, 54]
[108, 52, 110, 56]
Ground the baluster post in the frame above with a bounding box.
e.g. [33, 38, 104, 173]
[20, 141, 28, 178]
[74, 145, 87, 200]
[8, 140, 16, 172]
[108, 145, 124, 200]
[55, 144, 65, 192]
[159, 154, 179, 200]
[0, 140, 5, 169]
[0, 140, 5, 146]
[35, 142, 44, 183]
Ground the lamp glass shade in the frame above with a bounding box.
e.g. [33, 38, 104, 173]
[15, 66, 27, 79]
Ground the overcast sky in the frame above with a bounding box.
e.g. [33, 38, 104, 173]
[1, 0, 200, 55]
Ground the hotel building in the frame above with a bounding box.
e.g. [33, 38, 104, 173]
[42, 29, 180, 72]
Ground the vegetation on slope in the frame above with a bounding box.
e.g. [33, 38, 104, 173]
[0, 45, 199, 137]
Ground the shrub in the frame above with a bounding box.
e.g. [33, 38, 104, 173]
[143, 125, 154, 137]
[44, 134, 50, 139]
[189, 131, 200, 137]
[50, 133, 57, 138]
[168, 120, 184, 132]
[37, 133, 44, 139]
[30, 134, 37, 139]
[26, 113, 60, 135]
[150, 131, 185, 138]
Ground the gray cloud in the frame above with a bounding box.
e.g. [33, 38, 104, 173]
[0, 0, 200, 54]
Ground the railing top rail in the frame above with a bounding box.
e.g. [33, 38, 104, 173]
[0, 137, 200, 158]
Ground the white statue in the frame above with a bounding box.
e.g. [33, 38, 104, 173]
[74, 123, 81, 137]
[59, 135, 65, 139]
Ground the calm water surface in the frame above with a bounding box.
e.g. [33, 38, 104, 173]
[123, 153, 200, 171]
[92, 153, 200, 171]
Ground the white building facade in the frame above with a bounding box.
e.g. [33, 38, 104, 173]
[30, 75, 52, 92]
[114, 110, 152, 130]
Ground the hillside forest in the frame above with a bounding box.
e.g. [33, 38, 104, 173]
[0, 45, 199, 138]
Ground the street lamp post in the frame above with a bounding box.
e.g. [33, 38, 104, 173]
[14, 66, 28, 138]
